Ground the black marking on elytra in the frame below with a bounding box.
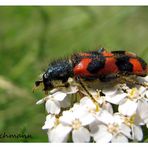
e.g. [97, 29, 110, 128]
[116, 56, 133, 73]
[137, 57, 147, 70]
[87, 55, 105, 74]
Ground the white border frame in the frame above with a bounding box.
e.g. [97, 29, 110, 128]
[0, 0, 148, 6]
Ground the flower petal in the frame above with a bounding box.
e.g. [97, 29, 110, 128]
[119, 100, 138, 116]
[60, 95, 71, 108]
[137, 100, 148, 125]
[60, 111, 74, 125]
[97, 110, 114, 124]
[72, 127, 90, 143]
[139, 86, 147, 94]
[102, 102, 113, 114]
[91, 124, 112, 143]
[112, 134, 128, 143]
[137, 76, 148, 83]
[42, 114, 56, 130]
[81, 112, 96, 126]
[45, 100, 60, 114]
[80, 97, 96, 109]
[106, 93, 127, 105]
[36, 99, 45, 104]
[120, 123, 131, 138]
[48, 124, 72, 142]
[52, 91, 67, 101]
[132, 125, 143, 141]
[73, 106, 89, 119]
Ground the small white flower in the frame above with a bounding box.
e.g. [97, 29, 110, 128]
[119, 99, 138, 116]
[42, 115, 71, 143]
[79, 96, 100, 123]
[80, 89, 106, 106]
[103, 84, 128, 105]
[79, 90, 113, 113]
[45, 91, 67, 114]
[59, 106, 94, 143]
[119, 87, 148, 116]
[36, 91, 68, 114]
[114, 113, 143, 141]
[42, 114, 57, 130]
[79, 96, 99, 113]
[91, 110, 131, 143]
[48, 124, 71, 142]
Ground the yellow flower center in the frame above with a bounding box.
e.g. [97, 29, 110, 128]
[128, 88, 139, 100]
[107, 123, 119, 135]
[72, 119, 82, 130]
[88, 107, 96, 114]
[54, 117, 60, 128]
[123, 115, 135, 127]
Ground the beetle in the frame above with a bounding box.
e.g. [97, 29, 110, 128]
[35, 48, 147, 92]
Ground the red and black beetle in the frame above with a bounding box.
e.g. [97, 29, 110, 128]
[35, 48, 147, 91]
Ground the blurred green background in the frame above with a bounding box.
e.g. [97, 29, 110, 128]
[0, 6, 148, 142]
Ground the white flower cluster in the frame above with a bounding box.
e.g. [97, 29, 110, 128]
[36, 76, 148, 143]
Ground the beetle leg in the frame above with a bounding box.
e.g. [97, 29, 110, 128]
[76, 76, 100, 111]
